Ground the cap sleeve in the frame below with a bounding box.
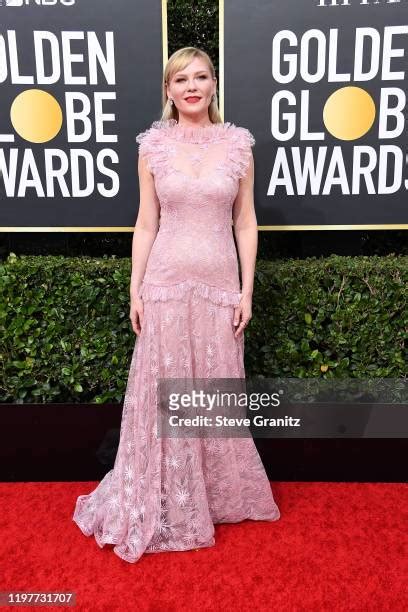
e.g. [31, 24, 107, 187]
[135, 122, 169, 178]
[227, 126, 255, 181]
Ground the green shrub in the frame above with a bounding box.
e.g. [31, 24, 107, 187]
[0, 253, 406, 403]
[247, 255, 407, 378]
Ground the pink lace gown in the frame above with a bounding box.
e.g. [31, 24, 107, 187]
[72, 118, 280, 563]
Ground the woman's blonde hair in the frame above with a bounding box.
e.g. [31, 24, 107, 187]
[161, 47, 222, 124]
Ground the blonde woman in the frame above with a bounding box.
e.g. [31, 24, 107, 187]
[73, 46, 280, 563]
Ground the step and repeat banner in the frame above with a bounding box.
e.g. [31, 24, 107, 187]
[1, 0, 407, 230]
[224, 0, 408, 228]
[0, 0, 163, 230]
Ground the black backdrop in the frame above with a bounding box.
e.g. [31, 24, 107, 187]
[0, 0, 406, 484]
[0, 0, 406, 258]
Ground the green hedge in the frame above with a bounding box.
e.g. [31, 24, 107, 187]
[248, 255, 407, 378]
[0, 253, 406, 403]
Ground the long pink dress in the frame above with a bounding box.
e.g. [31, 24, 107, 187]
[72, 118, 280, 563]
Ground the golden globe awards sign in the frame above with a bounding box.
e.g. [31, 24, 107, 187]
[224, 0, 408, 228]
[0, 0, 163, 230]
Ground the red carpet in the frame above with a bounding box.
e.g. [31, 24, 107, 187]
[1, 482, 407, 611]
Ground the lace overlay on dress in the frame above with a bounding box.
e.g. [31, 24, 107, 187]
[72, 118, 280, 564]
[136, 118, 255, 182]
[134, 119, 255, 296]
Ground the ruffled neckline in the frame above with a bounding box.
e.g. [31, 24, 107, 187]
[150, 118, 234, 143]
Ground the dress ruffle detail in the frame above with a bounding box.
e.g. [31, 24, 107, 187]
[136, 119, 255, 180]
[227, 126, 256, 181]
[136, 118, 234, 145]
[138, 279, 242, 307]
[135, 125, 171, 178]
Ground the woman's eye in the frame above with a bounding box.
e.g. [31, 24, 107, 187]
[176, 76, 207, 82]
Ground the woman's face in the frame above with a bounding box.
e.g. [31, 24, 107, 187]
[166, 56, 217, 121]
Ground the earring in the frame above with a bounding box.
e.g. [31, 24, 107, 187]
[169, 99, 174, 105]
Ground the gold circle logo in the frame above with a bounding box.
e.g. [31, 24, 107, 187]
[323, 86, 376, 141]
[10, 89, 63, 143]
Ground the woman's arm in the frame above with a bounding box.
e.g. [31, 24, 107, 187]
[130, 154, 160, 300]
[232, 151, 258, 297]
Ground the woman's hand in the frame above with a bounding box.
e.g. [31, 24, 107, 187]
[130, 296, 144, 336]
[233, 293, 252, 338]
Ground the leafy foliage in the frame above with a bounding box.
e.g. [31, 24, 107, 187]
[0, 254, 134, 403]
[1, 253, 406, 403]
[246, 255, 407, 379]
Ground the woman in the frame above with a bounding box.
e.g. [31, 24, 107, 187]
[73, 46, 280, 563]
